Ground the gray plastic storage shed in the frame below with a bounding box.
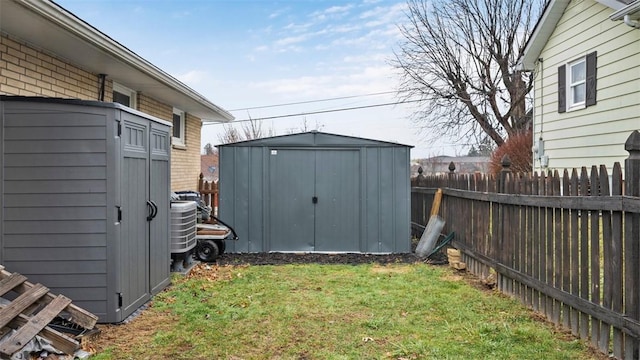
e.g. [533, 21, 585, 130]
[0, 96, 171, 323]
[219, 132, 412, 253]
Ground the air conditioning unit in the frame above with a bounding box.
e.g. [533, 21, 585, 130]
[170, 201, 197, 272]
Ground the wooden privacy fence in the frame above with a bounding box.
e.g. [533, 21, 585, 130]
[411, 130, 640, 359]
[198, 173, 218, 215]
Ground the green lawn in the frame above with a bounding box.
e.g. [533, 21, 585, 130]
[91, 263, 602, 359]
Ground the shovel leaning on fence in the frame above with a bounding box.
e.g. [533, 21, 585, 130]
[415, 189, 454, 258]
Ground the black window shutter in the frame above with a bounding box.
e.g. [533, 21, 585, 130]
[558, 65, 566, 113]
[585, 51, 597, 107]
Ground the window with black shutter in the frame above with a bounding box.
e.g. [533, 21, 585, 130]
[558, 51, 597, 112]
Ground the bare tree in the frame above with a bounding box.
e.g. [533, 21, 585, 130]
[217, 115, 275, 144]
[393, 0, 541, 147]
[286, 117, 325, 134]
[203, 142, 216, 155]
[217, 124, 243, 144]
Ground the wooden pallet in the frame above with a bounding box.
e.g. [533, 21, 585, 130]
[0, 265, 98, 357]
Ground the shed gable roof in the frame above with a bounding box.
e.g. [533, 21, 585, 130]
[218, 131, 413, 148]
[0, 0, 233, 123]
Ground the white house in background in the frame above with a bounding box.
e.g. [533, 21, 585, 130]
[520, 0, 640, 173]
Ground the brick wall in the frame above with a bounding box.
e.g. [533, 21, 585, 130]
[0, 35, 100, 99]
[170, 113, 202, 191]
[1, 33, 202, 190]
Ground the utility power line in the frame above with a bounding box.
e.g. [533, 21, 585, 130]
[227, 90, 407, 112]
[204, 99, 421, 126]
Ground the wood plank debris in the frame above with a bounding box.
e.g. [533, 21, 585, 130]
[0, 265, 98, 358]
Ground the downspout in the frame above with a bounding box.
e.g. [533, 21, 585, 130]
[624, 15, 640, 29]
[98, 74, 106, 101]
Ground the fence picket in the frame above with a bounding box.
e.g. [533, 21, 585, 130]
[600, 165, 612, 353]
[545, 171, 555, 322]
[590, 166, 601, 348]
[579, 167, 590, 340]
[532, 172, 541, 313]
[551, 170, 562, 326]
[569, 169, 580, 337]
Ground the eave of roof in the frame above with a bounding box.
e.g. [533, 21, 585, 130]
[520, 0, 630, 71]
[520, 0, 571, 70]
[610, 0, 640, 20]
[0, 0, 234, 123]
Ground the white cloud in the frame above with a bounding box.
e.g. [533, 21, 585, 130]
[269, 7, 289, 19]
[275, 35, 308, 47]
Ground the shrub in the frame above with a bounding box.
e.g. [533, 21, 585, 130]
[489, 131, 533, 175]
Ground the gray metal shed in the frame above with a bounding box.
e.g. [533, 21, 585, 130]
[218, 131, 412, 253]
[0, 96, 171, 323]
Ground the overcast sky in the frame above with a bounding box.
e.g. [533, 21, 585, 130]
[56, 0, 467, 159]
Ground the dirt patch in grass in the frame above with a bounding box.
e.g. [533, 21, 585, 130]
[82, 306, 177, 356]
[370, 264, 413, 274]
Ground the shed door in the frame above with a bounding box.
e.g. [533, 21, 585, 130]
[120, 115, 151, 320]
[269, 149, 360, 252]
[315, 150, 360, 252]
[149, 123, 171, 295]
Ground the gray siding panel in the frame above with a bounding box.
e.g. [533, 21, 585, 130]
[3, 234, 106, 247]
[234, 148, 252, 251]
[218, 147, 236, 251]
[248, 147, 264, 252]
[4, 220, 106, 234]
[4, 193, 106, 207]
[4, 260, 107, 274]
[4, 247, 106, 261]
[4, 166, 107, 180]
[393, 147, 411, 252]
[365, 148, 381, 252]
[378, 148, 394, 251]
[4, 139, 106, 153]
[25, 274, 107, 288]
[4, 207, 106, 220]
[5, 112, 107, 127]
[4, 180, 106, 193]
[4, 126, 106, 140]
[3, 153, 107, 167]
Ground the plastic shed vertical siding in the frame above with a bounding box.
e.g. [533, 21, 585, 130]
[0, 96, 171, 323]
[218, 132, 412, 253]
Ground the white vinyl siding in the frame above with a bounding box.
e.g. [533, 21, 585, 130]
[532, 0, 640, 174]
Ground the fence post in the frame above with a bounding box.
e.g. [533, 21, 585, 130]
[416, 166, 425, 186]
[624, 130, 640, 357]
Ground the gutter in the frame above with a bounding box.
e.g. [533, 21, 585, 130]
[19, 0, 234, 121]
[610, 1, 640, 28]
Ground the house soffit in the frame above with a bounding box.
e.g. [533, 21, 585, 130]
[0, 0, 234, 123]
